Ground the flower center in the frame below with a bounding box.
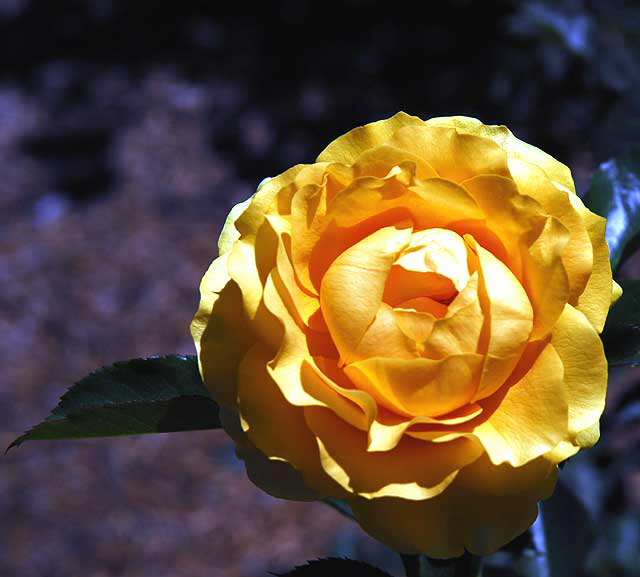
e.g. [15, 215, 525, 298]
[320, 224, 484, 418]
[383, 228, 470, 313]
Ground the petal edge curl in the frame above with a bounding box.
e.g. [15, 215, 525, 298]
[304, 405, 483, 500]
[316, 112, 425, 164]
[425, 116, 576, 194]
[473, 342, 568, 466]
[190, 253, 255, 410]
[550, 304, 607, 443]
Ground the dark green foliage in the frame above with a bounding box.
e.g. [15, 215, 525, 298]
[401, 554, 482, 577]
[541, 480, 594, 577]
[8, 355, 220, 450]
[602, 279, 640, 367]
[272, 558, 394, 577]
[583, 149, 640, 271]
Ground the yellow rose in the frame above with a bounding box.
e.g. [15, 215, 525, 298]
[191, 113, 622, 558]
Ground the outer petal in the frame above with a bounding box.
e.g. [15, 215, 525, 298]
[570, 194, 615, 332]
[233, 164, 306, 241]
[263, 271, 329, 407]
[455, 453, 555, 495]
[316, 112, 425, 164]
[190, 253, 255, 410]
[460, 174, 546, 280]
[301, 357, 376, 431]
[522, 217, 571, 339]
[229, 163, 331, 318]
[326, 169, 484, 234]
[388, 125, 511, 182]
[612, 280, 623, 304]
[473, 342, 568, 466]
[350, 458, 557, 558]
[353, 143, 438, 179]
[219, 408, 320, 501]
[218, 196, 253, 256]
[509, 158, 593, 303]
[237, 343, 341, 497]
[426, 116, 576, 193]
[410, 178, 484, 227]
[550, 304, 608, 442]
[290, 163, 352, 295]
[367, 403, 483, 452]
[268, 215, 321, 328]
[304, 405, 483, 500]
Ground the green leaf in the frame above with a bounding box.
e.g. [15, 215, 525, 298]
[540, 479, 594, 577]
[602, 278, 640, 366]
[272, 558, 393, 576]
[401, 554, 483, 577]
[582, 148, 640, 270]
[8, 355, 220, 450]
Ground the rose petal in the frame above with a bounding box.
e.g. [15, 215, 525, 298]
[304, 405, 483, 499]
[455, 452, 556, 495]
[353, 143, 438, 179]
[353, 303, 418, 360]
[301, 357, 377, 431]
[190, 253, 255, 410]
[383, 267, 456, 304]
[218, 196, 254, 256]
[521, 216, 571, 340]
[396, 228, 470, 290]
[290, 163, 353, 295]
[238, 343, 337, 497]
[409, 177, 484, 227]
[392, 306, 438, 348]
[320, 224, 412, 363]
[426, 116, 576, 193]
[219, 408, 320, 501]
[389, 125, 511, 182]
[473, 342, 568, 466]
[460, 174, 546, 280]
[349, 462, 556, 558]
[551, 304, 607, 441]
[228, 218, 277, 322]
[422, 273, 484, 358]
[570, 194, 616, 332]
[510, 158, 593, 303]
[328, 173, 483, 231]
[316, 111, 425, 164]
[396, 297, 448, 317]
[368, 403, 483, 452]
[465, 237, 534, 400]
[345, 353, 483, 418]
[612, 280, 623, 304]
[268, 215, 321, 328]
[383, 228, 470, 307]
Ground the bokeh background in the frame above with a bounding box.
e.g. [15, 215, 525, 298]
[2, 1, 640, 576]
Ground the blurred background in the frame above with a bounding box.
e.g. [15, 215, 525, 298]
[1, 1, 640, 575]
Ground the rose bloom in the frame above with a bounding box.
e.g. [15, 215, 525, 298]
[191, 113, 621, 557]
